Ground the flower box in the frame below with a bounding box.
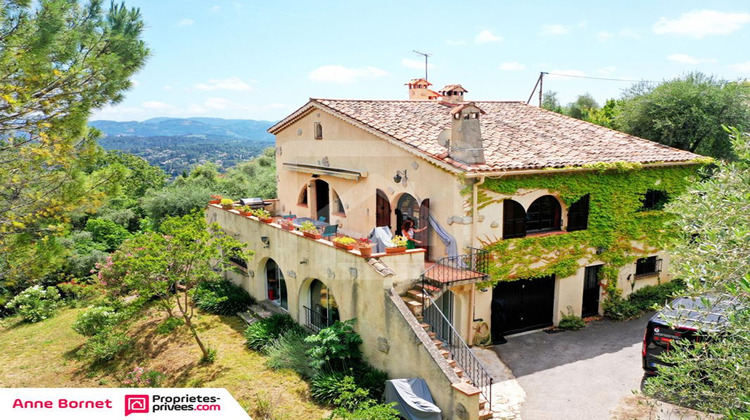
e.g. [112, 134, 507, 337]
[358, 245, 373, 258]
[303, 231, 321, 240]
[385, 246, 407, 254]
[260, 217, 274, 224]
[209, 200, 221, 205]
[334, 242, 355, 251]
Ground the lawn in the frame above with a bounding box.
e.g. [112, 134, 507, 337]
[0, 305, 329, 419]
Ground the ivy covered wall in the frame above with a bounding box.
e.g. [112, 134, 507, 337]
[475, 165, 701, 295]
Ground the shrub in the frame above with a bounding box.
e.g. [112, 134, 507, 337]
[629, 278, 686, 311]
[6, 286, 61, 323]
[156, 316, 184, 334]
[331, 402, 400, 420]
[72, 306, 122, 336]
[265, 330, 315, 378]
[79, 330, 132, 363]
[200, 347, 217, 364]
[558, 313, 586, 330]
[192, 279, 255, 315]
[122, 366, 165, 387]
[603, 295, 641, 321]
[58, 279, 102, 304]
[311, 371, 348, 405]
[305, 319, 363, 371]
[85, 218, 131, 252]
[352, 364, 389, 402]
[245, 314, 304, 353]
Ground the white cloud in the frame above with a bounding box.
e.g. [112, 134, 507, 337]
[308, 65, 388, 84]
[540, 24, 570, 35]
[729, 61, 750, 73]
[177, 18, 194, 27]
[401, 58, 434, 70]
[446, 40, 466, 46]
[667, 54, 716, 65]
[194, 77, 254, 91]
[596, 31, 614, 42]
[475, 30, 502, 44]
[654, 10, 750, 38]
[547, 69, 586, 80]
[499, 62, 526, 71]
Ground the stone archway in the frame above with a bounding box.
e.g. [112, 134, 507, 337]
[299, 278, 339, 332]
[264, 258, 288, 310]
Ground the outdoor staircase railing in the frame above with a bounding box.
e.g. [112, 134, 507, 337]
[421, 290, 493, 409]
[421, 247, 490, 288]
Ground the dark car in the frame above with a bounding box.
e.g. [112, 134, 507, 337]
[642, 295, 736, 376]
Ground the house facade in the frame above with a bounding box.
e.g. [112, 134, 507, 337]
[208, 81, 701, 419]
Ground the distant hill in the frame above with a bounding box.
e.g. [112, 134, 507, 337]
[90, 117, 277, 177]
[90, 117, 276, 141]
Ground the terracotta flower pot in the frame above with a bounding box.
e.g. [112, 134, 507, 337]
[303, 231, 321, 240]
[221, 204, 233, 210]
[239, 211, 252, 217]
[209, 200, 221, 205]
[281, 224, 295, 231]
[334, 242, 355, 251]
[358, 246, 373, 258]
[385, 246, 406, 254]
[260, 217, 274, 223]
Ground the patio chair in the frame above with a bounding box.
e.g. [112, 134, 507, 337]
[283, 214, 296, 219]
[318, 216, 326, 222]
[321, 224, 338, 238]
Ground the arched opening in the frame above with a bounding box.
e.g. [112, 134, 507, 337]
[297, 184, 308, 207]
[395, 194, 430, 259]
[331, 188, 345, 217]
[396, 193, 420, 232]
[304, 279, 339, 332]
[503, 199, 526, 239]
[313, 179, 330, 221]
[375, 189, 391, 229]
[526, 195, 562, 233]
[265, 258, 287, 310]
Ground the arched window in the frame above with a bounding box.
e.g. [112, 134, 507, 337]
[297, 185, 308, 207]
[526, 196, 562, 233]
[266, 259, 287, 310]
[331, 189, 345, 216]
[306, 279, 339, 332]
[503, 199, 526, 239]
[567, 194, 590, 232]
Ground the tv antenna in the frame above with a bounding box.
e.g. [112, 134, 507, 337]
[413, 50, 431, 81]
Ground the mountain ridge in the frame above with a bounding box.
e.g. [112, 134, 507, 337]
[90, 117, 276, 141]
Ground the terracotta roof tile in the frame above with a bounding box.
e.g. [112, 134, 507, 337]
[300, 99, 702, 173]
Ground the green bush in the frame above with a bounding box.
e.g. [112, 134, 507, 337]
[603, 295, 641, 321]
[6, 285, 61, 323]
[192, 279, 255, 315]
[305, 319, 363, 371]
[245, 314, 304, 353]
[85, 218, 131, 252]
[629, 278, 685, 311]
[311, 371, 348, 405]
[558, 313, 586, 330]
[331, 402, 400, 420]
[265, 330, 315, 378]
[79, 330, 132, 363]
[352, 364, 389, 402]
[72, 306, 122, 336]
[156, 316, 184, 334]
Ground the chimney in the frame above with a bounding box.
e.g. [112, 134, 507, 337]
[449, 102, 485, 165]
[406, 78, 440, 100]
[439, 84, 468, 104]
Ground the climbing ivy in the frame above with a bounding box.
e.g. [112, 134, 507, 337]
[474, 164, 701, 298]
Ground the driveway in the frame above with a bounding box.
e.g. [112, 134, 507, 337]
[494, 313, 652, 420]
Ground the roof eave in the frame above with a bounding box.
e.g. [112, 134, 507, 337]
[463, 160, 702, 178]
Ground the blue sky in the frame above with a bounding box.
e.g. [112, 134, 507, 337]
[93, 0, 750, 122]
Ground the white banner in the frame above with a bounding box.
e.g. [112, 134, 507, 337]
[0, 388, 250, 419]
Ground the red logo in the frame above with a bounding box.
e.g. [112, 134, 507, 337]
[124, 395, 149, 416]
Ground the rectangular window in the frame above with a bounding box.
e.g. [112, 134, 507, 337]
[640, 190, 668, 211]
[567, 194, 590, 232]
[228, 247, 247, 269]
[635, 256, 661, 278]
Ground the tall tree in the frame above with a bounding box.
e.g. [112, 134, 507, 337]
[566, 93, 599, 121]
[541, 90, 563, 114]
[644, 127, 750, 416]
[0, 0, 149, 285]
[616, 73, 750, 159]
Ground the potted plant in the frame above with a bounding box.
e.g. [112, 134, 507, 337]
[239, 205, 253, 217]
[386, 235, 408, 254]
[220, 198, 234, 210]
[357, 237, 374, 258]
[279, 218, 295, 231]
[300, 221, 321, 239]
[252, 208, 273, 223]
[209, 194, 222, 205]
[332, 236, 357, 250]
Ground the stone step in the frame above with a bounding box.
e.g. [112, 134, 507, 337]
[446, 359, 457, 368]
[423, 283, 441, 293]
[439, 349, 450, 359]
[419, 323, 430, 331]
[452, 366, 463, 377]
[432, 339, 443, 349]
[407, 289, 429, 301]
[403, 299, 423, 316]
[478, 408, 493, 420]
[427, 331, 436, 339]
[479, 398, 488, 410]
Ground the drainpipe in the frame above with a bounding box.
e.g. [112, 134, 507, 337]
[468, 176, 486, 346]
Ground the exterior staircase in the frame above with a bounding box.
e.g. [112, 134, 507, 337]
[401, 284, 493, 420]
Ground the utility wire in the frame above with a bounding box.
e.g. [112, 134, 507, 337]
[546, 73, 659, 83]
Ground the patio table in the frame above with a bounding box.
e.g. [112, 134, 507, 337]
[292, 217, 328, 229]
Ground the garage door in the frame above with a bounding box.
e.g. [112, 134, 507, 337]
[492, 275, 555, 336]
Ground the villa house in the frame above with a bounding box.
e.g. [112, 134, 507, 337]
[206, 80, 701, 419]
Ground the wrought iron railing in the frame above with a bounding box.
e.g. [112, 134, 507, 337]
[421, 247, 490, 287]
[303, 305, 332, 333]
[421, 290, 493, 408]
